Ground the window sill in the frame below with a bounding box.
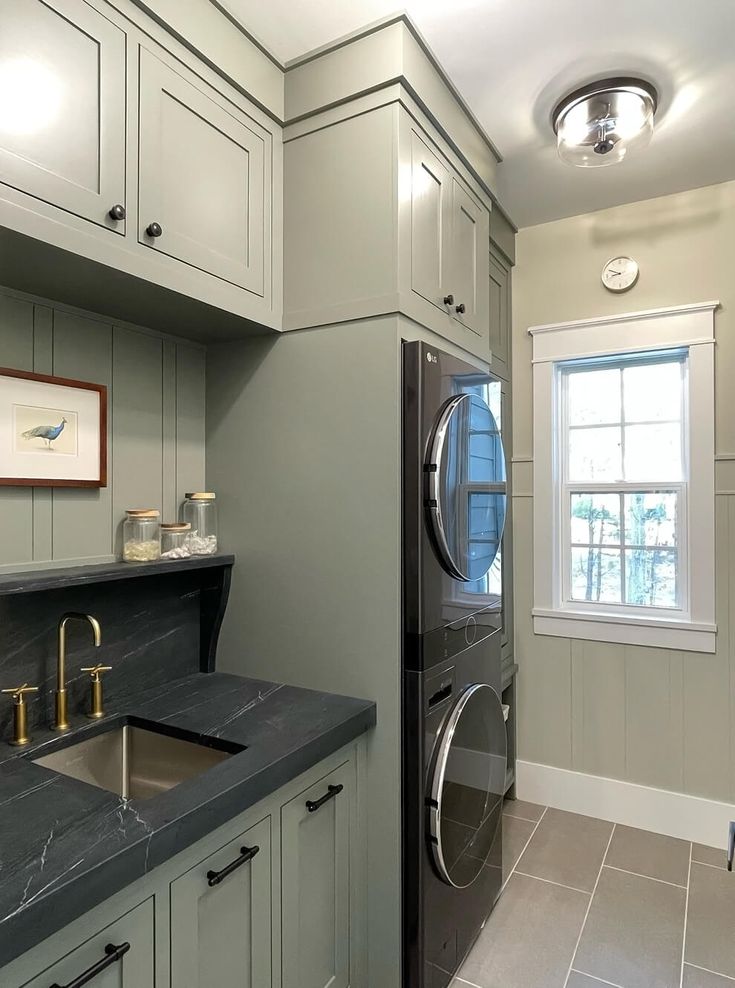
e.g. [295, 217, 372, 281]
[531, 608, 716, 653]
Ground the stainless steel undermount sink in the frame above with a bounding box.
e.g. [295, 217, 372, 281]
[33, 720, 243, 801]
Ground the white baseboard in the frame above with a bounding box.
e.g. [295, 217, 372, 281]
[516, 760, 735, 850]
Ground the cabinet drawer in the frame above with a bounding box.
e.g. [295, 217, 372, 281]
[20, 897, 154, 988]
[281, 761, 353, 988]
[0, 0, 126, 233]
[138, 46, 269, 296]
[170, 815, 272, 988]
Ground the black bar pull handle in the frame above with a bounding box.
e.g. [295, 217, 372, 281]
[306, 783, 344, 813]
[49, 941, 130, 988]
[207, 844, 260, 887]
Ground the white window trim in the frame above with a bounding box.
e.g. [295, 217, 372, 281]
[530, 301, 718, 653]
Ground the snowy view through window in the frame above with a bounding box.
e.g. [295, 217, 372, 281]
[563, 353, 686, 610]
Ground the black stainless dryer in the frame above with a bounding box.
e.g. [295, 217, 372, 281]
[402, 341, 508, 988]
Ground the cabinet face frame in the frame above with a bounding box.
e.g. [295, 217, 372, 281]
[137, 44, 268, 296]
[0, 0, 127, 234]
[170, 815, 272, 988]
[281, 760, 353, 988]
[19, 898, 155, 988]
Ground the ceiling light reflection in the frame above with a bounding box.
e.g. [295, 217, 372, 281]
[0, 56, 63, 136]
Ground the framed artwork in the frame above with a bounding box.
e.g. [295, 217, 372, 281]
[0, 367, 107, 488]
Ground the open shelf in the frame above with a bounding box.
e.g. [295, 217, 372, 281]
[0, 554, 235, 597]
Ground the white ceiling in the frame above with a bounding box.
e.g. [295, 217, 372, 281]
[222, 0, 735, 228]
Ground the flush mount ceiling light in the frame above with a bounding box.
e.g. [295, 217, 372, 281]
[552, 77, 658, 167]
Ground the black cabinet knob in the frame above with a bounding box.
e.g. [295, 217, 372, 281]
[455, 303, 466, 314]
[443, 294, 454, 306]
[146, 222, 163, 238]
[108, 204, 126, 221]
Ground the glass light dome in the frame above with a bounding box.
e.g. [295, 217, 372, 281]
[553, 78, 658, 167]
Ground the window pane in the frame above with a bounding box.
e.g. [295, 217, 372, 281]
[624, 548, 678, 607]
[569, 427, 622, 481]
[568, 368, 620, 425]
[624, 423, 682, 481]
[570, 493, 621, 545]
[570, 548, 621, 603]
[623, 362, 682, 422]
[624, 492, 677, 547]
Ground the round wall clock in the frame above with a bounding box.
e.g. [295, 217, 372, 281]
[601, 255, 639, 292]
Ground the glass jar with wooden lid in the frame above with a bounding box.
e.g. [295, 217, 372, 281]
[181, 492, 218, 554]
[161, 522, 191, 559]
[122, 509, 161, 562]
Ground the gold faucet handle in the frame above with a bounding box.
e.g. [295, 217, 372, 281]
[2, 685, 37, 746]
[81, 666, 111, 720]
[81, 665, 112, 681]
[1, 684, 39, 703]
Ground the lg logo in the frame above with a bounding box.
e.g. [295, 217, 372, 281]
[426, 352, 438, 363]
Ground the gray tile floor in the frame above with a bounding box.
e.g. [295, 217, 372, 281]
[452, 800, 735, 988]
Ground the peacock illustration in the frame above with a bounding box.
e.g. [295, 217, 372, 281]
[21, 417, 67, 449]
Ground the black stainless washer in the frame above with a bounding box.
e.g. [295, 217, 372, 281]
[403, 340, 508, 988]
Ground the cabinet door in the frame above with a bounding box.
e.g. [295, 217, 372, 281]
[170, 815, 272, 988]
[489, 247, 511, 369]
[410, 130, 451, 311]
[450, 178, 489, 337]
[21, 898, 154, 988]
[0, 0, 126, 231]
[281, 761, 353, 988]
[138, 46, 267, 295]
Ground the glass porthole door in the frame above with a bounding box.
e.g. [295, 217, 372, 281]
[427, 683, 507, 887]
[425, 392, 506, 583]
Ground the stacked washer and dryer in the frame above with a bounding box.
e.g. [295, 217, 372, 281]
[402, 340, 509, 988]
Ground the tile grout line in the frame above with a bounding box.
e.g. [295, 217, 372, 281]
[679, 842, 693, 988]
[689, 858, 726, 872]
[501, 805, 548, 893]
[513, 871, 590, 896]
[562, 823, 617, 988]
[571, 969, 625, 988]
[602, 863, 688, 889]
[685, 961, 735, 983]
[455, 806, 550, 986]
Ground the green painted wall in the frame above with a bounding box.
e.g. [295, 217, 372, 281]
[0, 285, 205, 568]
[512, 179, 735, 802]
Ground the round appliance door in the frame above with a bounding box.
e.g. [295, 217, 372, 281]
[428, 683, 507, 888]
[426, 393, 506, 582]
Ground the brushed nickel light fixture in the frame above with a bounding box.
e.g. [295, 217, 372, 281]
[552, 77, 658, 167]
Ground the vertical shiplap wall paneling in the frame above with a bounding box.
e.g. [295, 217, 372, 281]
[162, 340, 178, 522]
[0, 285, 206, 570]
[175, 345, 206, 505]
[0, 294, 34, 564]
[32, 306, 54, 561]
[52, 310, 113, 560]
[111, 327, 165, 555]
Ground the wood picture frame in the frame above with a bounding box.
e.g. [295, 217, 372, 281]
[0, 367, 107, 488]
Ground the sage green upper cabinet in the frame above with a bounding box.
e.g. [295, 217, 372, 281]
[410, 130, 450, 311]
[281, 761, 353, 988]
[284, 105, 492, 361]
[138, 47, 268, 296]
[20, 898, 154, 988]
[170, 815, 272, 988]
[450, 177, 489, 338]
[488, 245, 511, 379]
[0, 0, 126, 233]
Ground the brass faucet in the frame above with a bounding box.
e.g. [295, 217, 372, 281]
[54, 613, 102, 731]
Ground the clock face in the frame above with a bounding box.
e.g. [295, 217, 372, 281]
[602, 256, 639, 293]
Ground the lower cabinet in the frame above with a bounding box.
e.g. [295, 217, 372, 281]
[281, 761, 352, 988]
[2, 740, 366, 988]
[20, 898, 154, 988]
[170, 816, 272, 988]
